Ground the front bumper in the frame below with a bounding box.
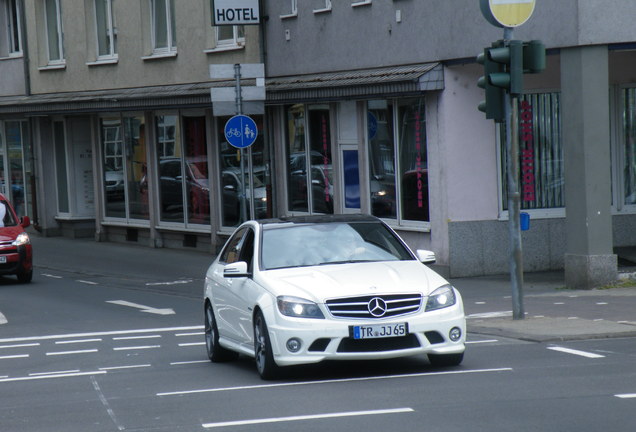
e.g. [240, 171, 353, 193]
[0, 244, 32, 276]
[265, 303, 466, 367]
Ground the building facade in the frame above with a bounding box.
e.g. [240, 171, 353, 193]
[2, 1, 636, 286]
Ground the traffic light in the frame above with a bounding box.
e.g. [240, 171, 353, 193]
[488, 40, 523, 95]
[522, 40, 546, 74]
[477, 43, 505, 122]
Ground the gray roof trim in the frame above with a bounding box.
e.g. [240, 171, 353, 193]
[0, 63, 444, 115]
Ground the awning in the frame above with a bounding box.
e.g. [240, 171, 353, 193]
[265, 62, 444, 103]
[0, 62, 443, 115]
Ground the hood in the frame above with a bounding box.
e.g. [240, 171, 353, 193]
[258, 261, 450, 302]
[0, 226, 24, 242]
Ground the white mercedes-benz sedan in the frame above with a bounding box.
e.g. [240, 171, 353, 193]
[204, 214, 465, 379]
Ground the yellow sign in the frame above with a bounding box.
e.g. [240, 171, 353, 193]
[481, 0, 536, 28]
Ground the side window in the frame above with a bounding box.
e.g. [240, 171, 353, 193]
[219, 228, 246, 264]
[239, 229, 255, 271]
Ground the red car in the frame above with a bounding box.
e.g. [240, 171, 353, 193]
[0, 193, 32, 283]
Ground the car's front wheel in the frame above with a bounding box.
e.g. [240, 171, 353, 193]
[17, 270, 32, 284]
[253, 311, 280, 380]
[428, 352, 464, 367]
[204, 303, 238, 362]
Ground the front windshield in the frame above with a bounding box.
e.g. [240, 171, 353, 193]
[261, 221, 414, 270]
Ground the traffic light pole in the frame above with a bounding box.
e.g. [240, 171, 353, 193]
[503, 28, 525, 320]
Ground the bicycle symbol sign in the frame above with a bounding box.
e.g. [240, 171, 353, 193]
[224, 115, 258, 149]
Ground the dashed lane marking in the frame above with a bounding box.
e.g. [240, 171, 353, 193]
[547, 346, 605, 359]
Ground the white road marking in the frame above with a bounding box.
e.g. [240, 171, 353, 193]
[179, 342, 205, 347]
[0, 325, 203, 343]
[0, 370, 106, 383]
[547, 346, 605, 359]
[170, 360, 209, 366]
[46, 349, 99, 356]
[158, 368, 513, 397]
[113, 345, 160, 351]
[202, 408, 414, 429]
[91, 376, 125, 431]
[176, 332, 204, 337]
[112, 335, 161, 341]
[0, 354, 29, 360]
[76, 280, 98, 285]
[106, 300, 175, 315]
[145, 279, 192, 286]
[616, 394, 636, 399]
[466, 339, 499, 344]
[41, 273, 62, 279]
[30, 370, 79, 376]
[56, 339, 102, 344]
[0, 311, 6, 325]
[98, 364, 152, 371]
[0, 343, 40, 349]
[466, 311, 512, 319]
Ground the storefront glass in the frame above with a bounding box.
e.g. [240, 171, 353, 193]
[367, 98, 428, 222]
[500, 93, 564, 210]
[623, 88, 636, 206]
[156, 114, 183, 223]
[218, 115, 271, 227]
[124, 116, 148, 220]
[284, 104, 333, 214]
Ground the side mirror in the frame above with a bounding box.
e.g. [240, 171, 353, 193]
[416, 249, 436, 265]
[20, 216, 30, 229]
[223, 261, 251, 278]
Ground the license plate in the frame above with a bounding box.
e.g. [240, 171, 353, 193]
[351, 322, 409, 339]
[0, 256, 6, 264]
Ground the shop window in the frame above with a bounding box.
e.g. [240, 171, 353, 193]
[44, 0, 64, 63]
[53, 121, 69, 214]
[0, 0, 22, 57]
[150, 0, 176, 55]
[284, 104, 333, 215]
[622, 88, 636, 207]
[500, 93, 564, 211]
[95, 0, 117, 59]
[155, 114, 210, 225]
[100, 115, 148, 221]
[367, 98, 428, 223]
[218, 115, 272, 227]
[0, 121, 29, 217]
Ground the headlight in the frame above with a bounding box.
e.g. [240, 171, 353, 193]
[425, 284, 456, 312]
[12, 232, 30, 246]
[277, 296, 325, 319]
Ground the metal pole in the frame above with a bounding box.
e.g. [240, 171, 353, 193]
[234, 64, 248, 223]
[503, 27, 525, 320]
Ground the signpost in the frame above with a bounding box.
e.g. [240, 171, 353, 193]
[478, 0, 542, 321]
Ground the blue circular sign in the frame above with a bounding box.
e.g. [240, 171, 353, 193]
[224, 115, 258, 149]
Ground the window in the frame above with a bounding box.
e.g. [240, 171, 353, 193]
[280, 0, 297, 18]
[216, 25, 244, 48]
[0, 120, 30, 217]
[44, 0, 64, 63]
[95, 0, 116, 58]
[1, 0, 22, 56]
[218, 115, 272, 227]
[150, 0, 176, 54]
[500, 93, 564, 211]
[155, 114, 210, 225]
[367, 98, 429, 223]
[313, 0, 332, 13]
[285, 104, 334, 215]
[622, 88, 636, 207]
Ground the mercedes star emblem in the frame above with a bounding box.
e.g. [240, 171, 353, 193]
[368, 297, 387, 317]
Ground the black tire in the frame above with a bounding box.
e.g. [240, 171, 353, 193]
[253, 311, 281, 380]
[17, 270, 32, 284]
[204, 303, 238, 362]
[428, 352, 464, 367]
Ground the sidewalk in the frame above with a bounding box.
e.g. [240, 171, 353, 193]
[30, 234, 636, 342]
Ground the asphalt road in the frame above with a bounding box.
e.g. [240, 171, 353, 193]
[1, 265, 636, 431]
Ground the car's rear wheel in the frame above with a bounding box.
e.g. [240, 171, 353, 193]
[428, 352, 464, 367]
[17, 270, 32, 284]
[204, 303, 238, 362]
[253, 311, 280, 380]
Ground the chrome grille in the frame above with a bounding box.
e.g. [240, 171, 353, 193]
[326, 294, 422, 319]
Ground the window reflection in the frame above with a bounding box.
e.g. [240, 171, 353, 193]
[125, 117, 148, 220]
[218, 115, 271, 227]
[285, 104, 333, 214]
[101, 118, 125, 218]
[156, 115, 183, 222]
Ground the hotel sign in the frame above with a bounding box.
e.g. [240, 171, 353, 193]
[212, 0, 261, 26]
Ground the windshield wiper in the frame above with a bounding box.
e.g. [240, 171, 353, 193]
[317, 259, 375, 266]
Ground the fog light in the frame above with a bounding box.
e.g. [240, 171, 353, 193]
[449, 327, 462, 342]
[286, 338, 302, 353]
